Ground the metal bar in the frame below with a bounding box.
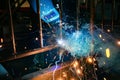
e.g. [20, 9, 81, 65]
[8, 0, 16, 54]
[0, 45, 58, 62]
[90, 1, 98, 79]
[22, 61, 71, 79]
[90, 0, 94, 35]
[76, 0, 80, 30]
[36, 0, 43, 47]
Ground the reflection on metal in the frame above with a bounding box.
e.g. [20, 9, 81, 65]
[0, 45, 58, 62]
[8, 0, 16, 54]
[36, 0, 43, 47]
[22, 62, 70, 80]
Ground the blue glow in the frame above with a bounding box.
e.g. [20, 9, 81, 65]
[57, 24, 104, 57]
[50, 64, 61, 71]
[29, 0, 59, 23]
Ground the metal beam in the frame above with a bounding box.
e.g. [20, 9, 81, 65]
[0, 45, 58, 62]
[8, 0, 16, 54]
[36, 0, 43, 47]
[76, 0, 80, 30]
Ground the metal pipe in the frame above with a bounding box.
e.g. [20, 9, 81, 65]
[90, 0, 94, 35]
[90, 1, 98, 79]
[36, 0, 43, 47]
[76, 0, 80, 30]
[90, 0, 94, 60]
[8, 0, 16, 54]
[0, 45, 58, 62]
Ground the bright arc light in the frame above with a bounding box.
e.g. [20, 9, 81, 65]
[57, 39, 64, 45]
[106, 48, 110, 58]
[57, 40, 63, 44]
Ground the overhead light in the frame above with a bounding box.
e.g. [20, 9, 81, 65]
[107, 29, 110, 32]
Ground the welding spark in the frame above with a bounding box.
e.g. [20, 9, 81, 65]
[52, 55, 62, 80]
[56, 23, 116, 58]
[54, 23, 119, 80]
